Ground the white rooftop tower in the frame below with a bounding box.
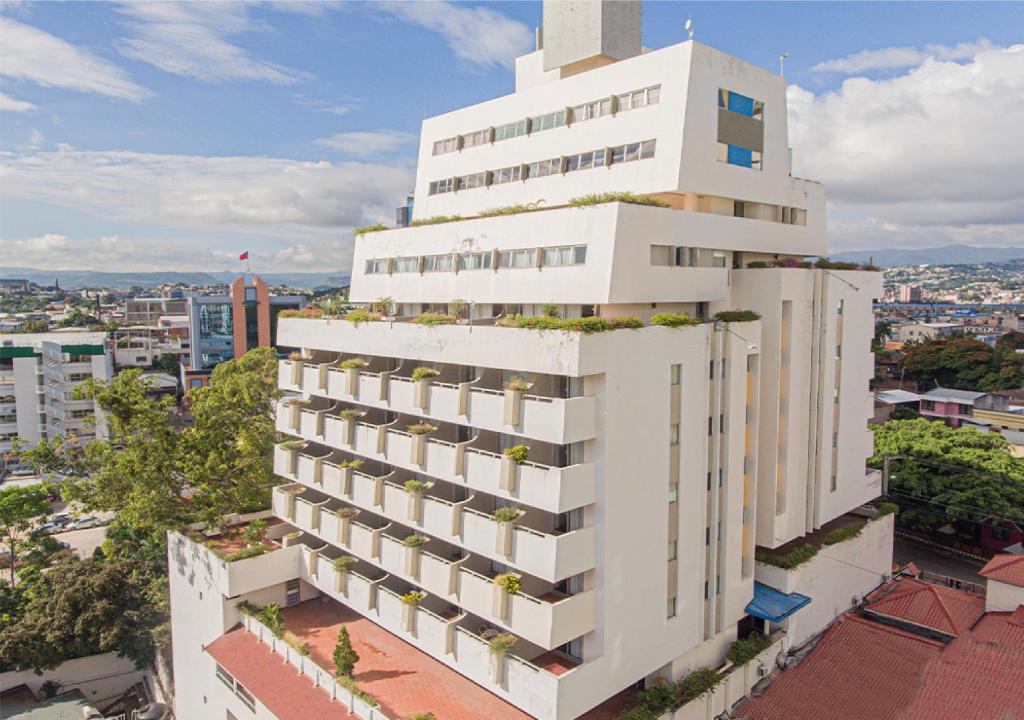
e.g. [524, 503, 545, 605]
[168, 3, 892, 719]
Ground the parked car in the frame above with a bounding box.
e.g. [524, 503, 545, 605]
[50, 513, 73, 526]
[66, 516, 102, 531]
[35, 521, 65, 535]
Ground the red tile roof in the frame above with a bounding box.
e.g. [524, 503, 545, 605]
[206, 626, 350, 720]
[738, 614, 943, 720]
[864, 577, 985, 636]
[979, 554, 1024, 587]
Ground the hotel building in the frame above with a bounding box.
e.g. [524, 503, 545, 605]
[169, 4, 891, 719]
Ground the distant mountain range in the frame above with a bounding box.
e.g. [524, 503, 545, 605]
[0, 268, 350, 290]
[830, 245, 1024, 268]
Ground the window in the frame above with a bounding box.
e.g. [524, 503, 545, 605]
[364, 258, 388, 275]
[957, 403, 972, 415]
[494, 119, 527, 142]
[428, 178, 454, 195]
[526, 157, 562, 178]
[670, 364, 681, 385]
[717, 142, 762, 170]
[529, 110, 565, 133]
[497, 248, 537, 269]
[609, 139, 655, 165]
[492, 165, 522, 184]
[216, 664, 255, 713]
[542, 245, 586, 267]
[391, 256, 420, 273]
[668, 482, 678, 503]
[459, 251, 492, 271]
[617, 85, 661, 112]
[564, 148, 606, 172]
[718, 89, 764, 120]
[571, 97, 612, 123]
[667, 597, 677, 619]
[668, 541, 677, 561]
[216, 663, 233, 690]
[432, 136, 458, 155]
[456, 172, 486, 190]
[462, 128, 490, 149]
[422, 254, 455, 272]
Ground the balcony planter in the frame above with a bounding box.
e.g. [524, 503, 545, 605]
[338, 357, 367, 396]
[400, 591, 425, 633]
[282, 530, 302, 548]
[502, 377, 532, 426]
[336, 507, 359, 545]
[403, 534, 429, 577]
[492, 573, 521, 621]
[337, 460, 362, 496]
[282, 398, 308, 432]
[282, 486, 305, 521]
[403, 479, 433, 523]
[306, 546, 320, 575]
[407, 422, 437, 465]
[492, 507, 524, 557]
[338, 409, 365, 446]
[411, 367, 439, 410]
[486, 632, 517, 685]
[499, 445, 527, 491]
[333, 555, 357, 594]
[279, 441, 306, 477]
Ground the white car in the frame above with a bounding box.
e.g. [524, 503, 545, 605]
[66, 516, 102, 531]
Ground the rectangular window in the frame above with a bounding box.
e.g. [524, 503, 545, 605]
[617, 85, 661, 113]
[526, 158, 561, 178]
[529, 110, 566, 133]
[494, 119, 528, 142]
[391, 256, 420, 274]
[492, 165, 522, 185]
[216, 664, 234, 690]
[541, 245, 586, 267]
[670, 364, 681, 385]
[497, 248, 537, 269]
[459, 251, 492, 271]
[571, 97, 613, 123]
[668, 541, 677, 561]
[432, 136, 458, 155]
[670, 423, 679, 445]
[456, 172, 486, 190]
[718, 89, 764, 120]
[422, 254, 455, 272]
[235, 685, 255, 712]
[667, 597, 677, 619]
[462, 128, 490, 149]
[364, 258, 388, 275]
[428, 178, 454, 195]
[668, 482, 678, 503]
[609, 140, 655, 165]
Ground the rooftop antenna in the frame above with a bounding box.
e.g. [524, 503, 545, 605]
[779, 52, 790, 77]
[685, 14, 693, 40]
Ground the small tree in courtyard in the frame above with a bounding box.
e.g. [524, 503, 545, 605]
[334, 625, 359, 677]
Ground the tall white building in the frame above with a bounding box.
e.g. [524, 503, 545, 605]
[168, 4, 891, 719]
[0, 331, 112, 474]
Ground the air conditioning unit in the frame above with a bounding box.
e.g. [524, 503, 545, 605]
[757, 663, 770, 678]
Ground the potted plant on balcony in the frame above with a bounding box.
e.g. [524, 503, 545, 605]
[339, 357, 368, 395]
[403, 533, 429, 576]
[243, 519, 267, 547]
[400, 590, 425, 633]
[333, 554, 358, 594]
[336, 458, 363, 496]
[287, 351, 311, 386]
[338, 408, 366, 445]
[335, 506, 360, 545]
[279, 440, 307, 478]
[491, 506, 524, 557]
[280, 397, 309, 432]
[407, 422, 437, 465]
[450, 298, 469, 323]
[487, 632, 518, 684]
[372, 296, 394, 319]
[500, 445, 529, 491]
[411, 366, 440, 409]
[492, 572, 521, 620]
[403, 478, 433, 523]
[503, 376, 532, 426]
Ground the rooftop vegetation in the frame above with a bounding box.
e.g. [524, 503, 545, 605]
[569, 191, 669, 208]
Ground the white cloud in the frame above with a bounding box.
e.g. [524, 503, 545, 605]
[0, 146, 413, 232]
[0, 16, 148, 100]
[812, 40, 993, 74]
[317, 130, 414, 157]
[293, 94, 362, 116]
[0, 91, 35, 112]
[115, 2, 308, 84]
[379, 1, 532, 71]
[789, 44, 1024, 251]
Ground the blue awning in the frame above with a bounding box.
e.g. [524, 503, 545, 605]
[745, 582, 812, 623]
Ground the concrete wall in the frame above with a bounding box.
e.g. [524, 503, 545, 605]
[986, 578, 1024, 612]
[0, 652, 144, 707]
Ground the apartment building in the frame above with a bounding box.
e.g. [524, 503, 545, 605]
[169, 4, 889, 719]
[0, 331, 112, 475]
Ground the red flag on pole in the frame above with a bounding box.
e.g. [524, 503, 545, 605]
[239, 251, 249, 260]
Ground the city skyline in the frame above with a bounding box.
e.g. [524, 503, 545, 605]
[1, 1, 1022, 272]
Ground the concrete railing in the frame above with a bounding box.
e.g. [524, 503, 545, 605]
[240, 612, 394, 720]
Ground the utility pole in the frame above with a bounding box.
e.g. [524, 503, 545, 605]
[881, 454, 906, 497]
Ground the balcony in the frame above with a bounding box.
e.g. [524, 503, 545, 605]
[274, 440, 596, 583]
[293, 542, 577, 720]
[276, 403, 596, 515]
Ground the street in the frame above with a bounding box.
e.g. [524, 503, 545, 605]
[54, 525, 108, 559]
[893, 534, 985, 583]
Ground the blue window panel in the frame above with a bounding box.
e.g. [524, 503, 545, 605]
[728, 91, 755, 117]
[727, 145, 752, 168]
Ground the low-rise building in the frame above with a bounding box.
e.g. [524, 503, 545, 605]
[896, 322, 960, 343]
[918, 387, 1006, 427]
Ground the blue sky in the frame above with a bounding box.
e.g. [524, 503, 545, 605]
[1, 1, 1022, 273]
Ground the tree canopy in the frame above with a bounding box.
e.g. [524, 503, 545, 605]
[0, 485, 50, 583]
[871, 418, 1024, 527]
[899, 332, 1024, 391]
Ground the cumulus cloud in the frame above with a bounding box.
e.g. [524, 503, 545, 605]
[379, 1, 532, 70]
[317, 130, 415, 157]
[0, 91, 35, 112]
[0, 16, 148, 100]
[811, 39, 994, 74]
[0, 146, 414, 231]
[115, 2, 308, 84]
[789, 43, 1024, 251]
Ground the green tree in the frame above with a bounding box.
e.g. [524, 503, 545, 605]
[16, 320, 49, 333]
[153, 353, 180, 376]
[0, 555, 162, 672]
[871, 418, 1024, 527]
[0, 485, 50, 583]
[899, 335, 1024, 391]
[333, 625, 359, 677]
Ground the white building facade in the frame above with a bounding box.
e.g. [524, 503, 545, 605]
[170, 3, 890, 719]
[0, 332, 112, 473]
